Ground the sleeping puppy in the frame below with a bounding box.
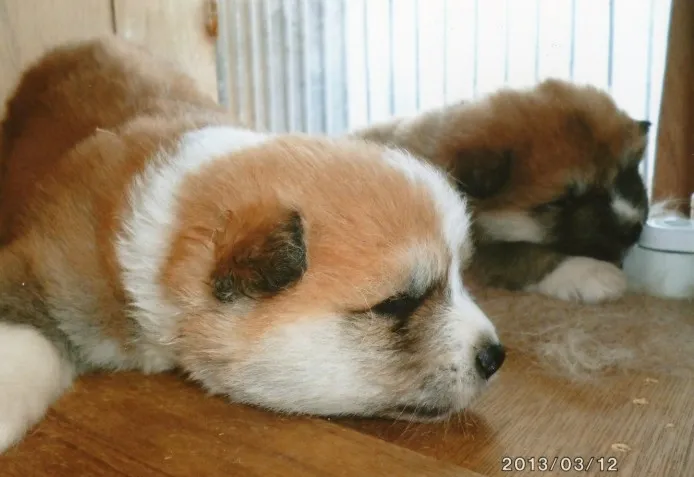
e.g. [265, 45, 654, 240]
[0, 38, 505, 453]
[352, 80, 650, 304]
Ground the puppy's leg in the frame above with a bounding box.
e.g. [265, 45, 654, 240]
[471, 243, 627, 303]
[0, 322, 75, 453]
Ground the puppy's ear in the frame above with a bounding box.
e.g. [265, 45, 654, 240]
[636, 120, 651, 136]
[211, 206, 307, 302]
[451, 149, 514, 199]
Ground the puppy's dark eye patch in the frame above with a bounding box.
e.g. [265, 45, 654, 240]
[368, 291, 432, 334]
[353, 284, 438, 332]
[371, 294, 424, 317]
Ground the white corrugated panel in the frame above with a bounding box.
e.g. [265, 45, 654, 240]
[217, 0, 673, 193]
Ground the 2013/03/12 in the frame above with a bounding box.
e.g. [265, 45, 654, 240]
[501, 456, 619, 472]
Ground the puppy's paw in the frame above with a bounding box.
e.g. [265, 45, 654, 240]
[0, 323, 75, 453]
[527, 257, 627, 303]
[0, 405, 39, 453]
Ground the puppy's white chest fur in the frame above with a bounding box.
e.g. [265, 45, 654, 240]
[116, 126, 270, 365]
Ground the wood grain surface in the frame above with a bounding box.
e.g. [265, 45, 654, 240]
[346, 353, 694, 477]
[653, 0, 694, 205]
[1, 343, 692, 476]
[0, 372, 481, 477]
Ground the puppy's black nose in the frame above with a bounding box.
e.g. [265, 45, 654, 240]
[626, 223, 644, 243]
[475, 343, 506, 380]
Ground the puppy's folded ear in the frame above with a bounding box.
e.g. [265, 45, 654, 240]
[451, 149, 514, 199]
[636, 120, 651, 136]
[211, 206, 307, 302]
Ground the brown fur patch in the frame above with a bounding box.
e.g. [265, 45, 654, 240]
[162, 136, 449, 349]
[0, 37, 499, 432]
[0, 38, 230, 351]
[0, 36, 220, 244]
[353, 79, 650, 292]
[355, 79, 647, 212]
[1, 38, 453, 367]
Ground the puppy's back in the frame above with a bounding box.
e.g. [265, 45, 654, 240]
[0, 37, 221, 243]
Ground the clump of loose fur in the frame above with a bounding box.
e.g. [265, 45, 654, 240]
[648, 198, 690, 219]
[470, 282, 693, 380]
[467, 200, 694, 380]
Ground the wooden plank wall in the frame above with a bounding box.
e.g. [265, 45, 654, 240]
[0, 0, 218, 116]
[112, 0, 218, 100]
[0, 0, 113, 113]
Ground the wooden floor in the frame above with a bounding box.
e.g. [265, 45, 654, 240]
[2, 345, 693, 477]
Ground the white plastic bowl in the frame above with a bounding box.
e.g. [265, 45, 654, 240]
[624, 214, 694, 299]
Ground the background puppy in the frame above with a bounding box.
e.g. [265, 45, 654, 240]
[0, 38, 504, 452]
[353, 80, 650, 304]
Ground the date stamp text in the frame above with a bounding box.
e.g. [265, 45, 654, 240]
[501, 456, 619, 472]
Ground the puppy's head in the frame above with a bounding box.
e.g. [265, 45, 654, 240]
[437, 79, 650, 264]
[161, 135, 503, 421]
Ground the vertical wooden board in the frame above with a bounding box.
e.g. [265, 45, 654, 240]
[644, 0, 674, 192]
[112, 0, 219, 102]
[0, 0, 113, 114]
[653, 0, 694, 204]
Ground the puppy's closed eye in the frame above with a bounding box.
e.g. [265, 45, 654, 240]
[359, 285, 439, 334]
[371, 294, 424, 317]
[362, 293, 426, 334]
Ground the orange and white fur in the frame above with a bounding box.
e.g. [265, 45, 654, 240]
[0, 38, 505, 452]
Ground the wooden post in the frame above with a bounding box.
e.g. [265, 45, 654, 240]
[652, 0, 694, 208]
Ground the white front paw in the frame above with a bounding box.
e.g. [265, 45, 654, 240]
[527, 257, 627, 303]
[0, 323, 75, 453]
[0, 406, 38, 453]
